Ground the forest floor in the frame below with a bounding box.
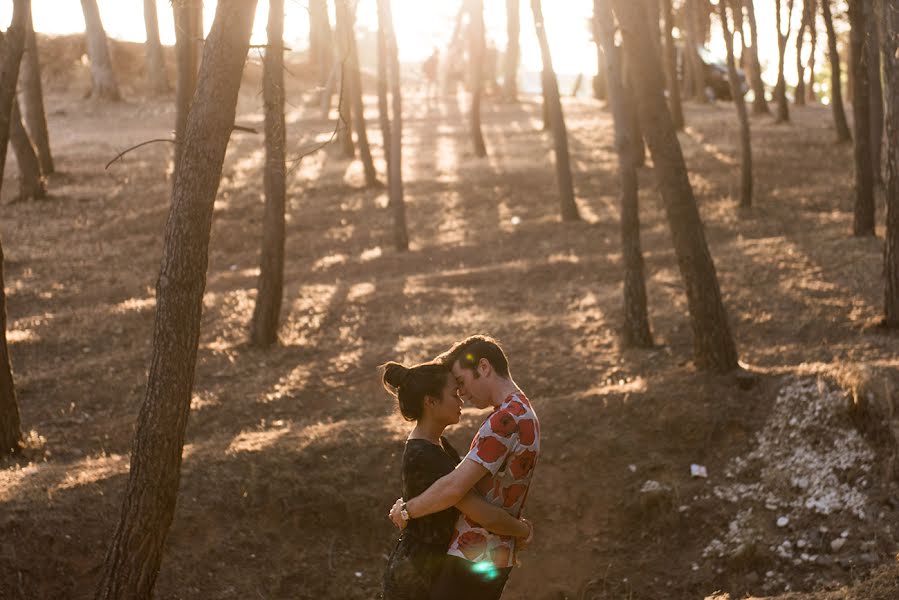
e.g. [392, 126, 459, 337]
[1, 37, 898, 600]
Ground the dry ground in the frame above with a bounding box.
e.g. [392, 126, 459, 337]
[1, 37, 898, 599]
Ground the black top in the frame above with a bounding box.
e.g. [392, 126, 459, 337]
[402, 436, 461, 545]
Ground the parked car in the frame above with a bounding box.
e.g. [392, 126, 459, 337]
[676, 44, 749, 101]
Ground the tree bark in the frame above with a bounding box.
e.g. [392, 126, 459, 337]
[848, 0, 874, 236]
[377, 0, 409, 251]
[93, 3, 259, 598]
[249, 0, 286, 347]
[503, 0, 520, 101]
[468, 0, 488, 157]
[795, 0, 810, 106]
[684, 0, 708, 101]
[0, 1, 28, 458]
[80, 0, 121, 100]
[336, 0, 379, 187]
[821, 0, 852, 141]
[9, 99, 46, 201]
[595, 0, 653, 348]
[661, 0, 684, 129]
[882, 0, 899, 325]
[309, 0, 334, 87]
[806, 0, 818, 102]
[744, 0, 771, 114]
[143, 0, 169, 94]
[719, 0, 753, 208]
[531, 0, 580, 221]
[865, 0, 883, 185]
[334, 0, 356, 160]
[591, 9, 608, 101]
[774, 0, 795, 122]
[18, 2, 53, 174]
[611, 0, 739, 372]
[173, 0, 202, 171]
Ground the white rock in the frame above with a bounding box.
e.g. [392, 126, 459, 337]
[830, 538, 846, 552]
[776, 516, 789, 528]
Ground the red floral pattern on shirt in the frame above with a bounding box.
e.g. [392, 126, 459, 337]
[446, 391, 540, 569]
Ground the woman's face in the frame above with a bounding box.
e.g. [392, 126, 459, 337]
[428, 372, 464, 426]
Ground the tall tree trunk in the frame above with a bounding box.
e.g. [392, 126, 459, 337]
[309, 0, 334, 87]
[93, 3, 259, 598]
[468, 0, 488, 157]
[594, 0, 653, 348]
[821, 0, 852, 141]
[806, 0, 818, 102]
[18, 2, 53, 174]
[774, 0, 795, 122]
[0, 1, 28, 458]
[848, 0, 874, 236]
[611, 0, 739, 372]
[9, 100, 46, 201]
[143, 0, 169, 94]
[795, 0, 810, 106]
[337, 0, 379, 187]
[249, 0, 286, 347]
[503, 0, 520, 101]
[662, 0, 684, 129]
[80, 0, 121, 100]
[531, 0, 580, 221]
[173, 0, 201, 170]
[882, 0, 899, 325]
[720, 0, 753, 207]
[865, 1, 883, 186]
[684, 0, 708, 101]
[334, 0, 356, 160]
[745, 0, 771, 114]
[592, 10, 608, 102]
[377, 0, 409, 251]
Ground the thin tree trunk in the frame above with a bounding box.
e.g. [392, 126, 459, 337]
[531, 0, 580, 221]
[684, 0, 708, 101]
[821, 0, 852, 141]
[882, 0, 899, 325]
[378, 0, 409, 252]
[93, 4, 258, 598]
[795, 0, 810, 106]
[309, 0, 333, 83]
[592, 10, 608, 102]
[848, 0, 874, 236]
[143, 0, 169, 94]
[774, 0, 795, 122]
[469, 0, 487, 157]
[865, 0, 883, 186]
[335, 0, 356, 159]
[662, 0, 684, 129]
[9, 100, 46, 201]
[337, 0, 379, 187]
[0, 1, 28, 458]
[745, 0, 771, 114]
[594, 0, 653, 348]
[807, 0, 818, 102]
[80, 0, 121, 100]
[611, 0, 739, 372]
[173, 0, 201, 170]
[503, 0, 520, 101]
[720, 0, 753, 207]
[18, 2, 53, 174]
[249, 0, 286, 347]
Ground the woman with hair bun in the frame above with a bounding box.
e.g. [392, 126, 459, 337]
[380, 360, 532, 599]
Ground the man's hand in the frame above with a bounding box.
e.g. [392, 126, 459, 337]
[388, 497, 408, 529]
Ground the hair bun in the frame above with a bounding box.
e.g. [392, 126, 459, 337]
[382, 362, 411, 390]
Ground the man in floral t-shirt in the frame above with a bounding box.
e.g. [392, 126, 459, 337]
[389, 336, 540, 600]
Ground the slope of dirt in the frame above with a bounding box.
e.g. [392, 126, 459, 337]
[1, 46, 898, 600]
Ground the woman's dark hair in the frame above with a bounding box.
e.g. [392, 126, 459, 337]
[380, 360, 449, 421]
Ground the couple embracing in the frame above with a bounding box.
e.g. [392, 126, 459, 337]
[380, 335, 540, 600]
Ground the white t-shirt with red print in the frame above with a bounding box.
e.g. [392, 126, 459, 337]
[446, 390, 540, 569]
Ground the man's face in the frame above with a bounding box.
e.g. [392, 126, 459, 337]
[451, 359, 490, 409]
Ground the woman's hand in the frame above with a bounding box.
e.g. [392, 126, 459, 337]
[388, 497, 408, 530]
[517, 518, 534, 551]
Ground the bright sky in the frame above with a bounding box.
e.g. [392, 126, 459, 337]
[4, 0, 810, 83]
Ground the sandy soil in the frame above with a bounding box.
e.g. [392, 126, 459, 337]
[0, 36, 897, 600]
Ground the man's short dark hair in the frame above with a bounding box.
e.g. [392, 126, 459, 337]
[439, 335, 510, 379]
